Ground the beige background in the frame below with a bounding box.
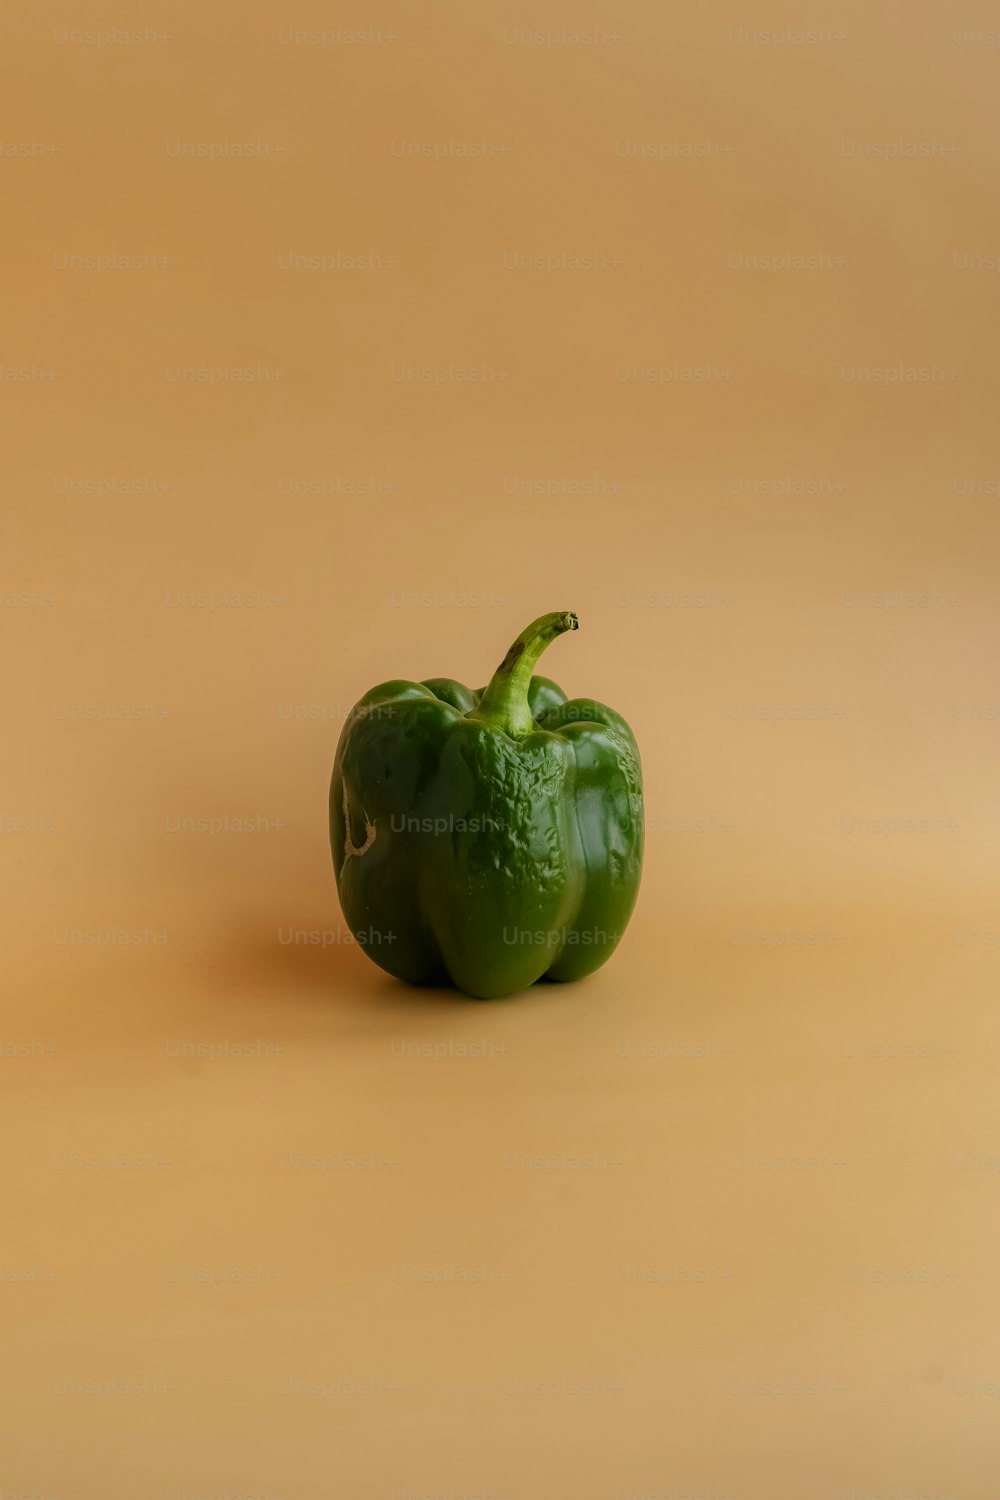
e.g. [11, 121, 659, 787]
[4, 0, 1000, 1493]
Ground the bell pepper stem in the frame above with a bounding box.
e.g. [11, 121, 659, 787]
[470, 611, 578, 737]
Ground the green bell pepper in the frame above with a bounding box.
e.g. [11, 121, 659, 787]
[329, 610, 643, 999]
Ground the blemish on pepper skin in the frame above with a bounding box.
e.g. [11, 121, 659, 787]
[495, 640, 525, 676]
[341, 784, 376, 876]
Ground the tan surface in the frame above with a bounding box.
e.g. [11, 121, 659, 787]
[4, 0, 999, 1494]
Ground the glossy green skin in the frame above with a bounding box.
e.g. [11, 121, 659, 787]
[330, 674, 643, 1000]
